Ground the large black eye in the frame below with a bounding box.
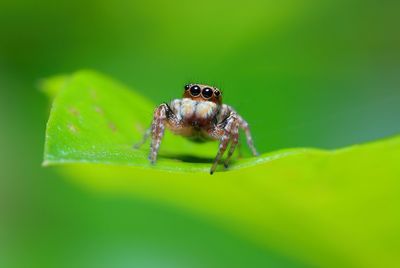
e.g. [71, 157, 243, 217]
[184, 84, 190, 90]
[190, 85, 201, 96]
[202, 87, 213, 99]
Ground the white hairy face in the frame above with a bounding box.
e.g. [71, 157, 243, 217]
[171, 98, 218, 121]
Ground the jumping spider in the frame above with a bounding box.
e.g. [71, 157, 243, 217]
[135, 83, 258, 174]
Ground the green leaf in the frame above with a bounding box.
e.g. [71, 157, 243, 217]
[43, 70, 400, 268]
[44, 70, 228, 171]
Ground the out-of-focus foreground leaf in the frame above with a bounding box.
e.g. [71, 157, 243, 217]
[43, 71, 400, 268]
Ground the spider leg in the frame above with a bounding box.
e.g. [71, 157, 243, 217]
[133, 127, 151, 149]
[223, 119, 240, 168]
[148, 103, 180, 164]
[237, 116, 259, 156]
[209, 113, 239, 174]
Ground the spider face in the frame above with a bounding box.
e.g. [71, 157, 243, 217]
[183, 84, 222, 105]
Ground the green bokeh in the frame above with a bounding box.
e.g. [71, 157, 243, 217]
[1, 0, 399, 267]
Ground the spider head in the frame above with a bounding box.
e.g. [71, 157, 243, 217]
[183, 84, 222, 105]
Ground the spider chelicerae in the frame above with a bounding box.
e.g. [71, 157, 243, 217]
[135, 83, 258, 174]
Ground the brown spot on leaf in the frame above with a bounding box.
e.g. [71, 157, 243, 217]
[108, 122, 117, 132]
[68, 107, 80, 116]
[68, 124, 78, 133]
[94, 106, 104, 115]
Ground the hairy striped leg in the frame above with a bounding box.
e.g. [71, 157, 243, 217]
[209, 113, 239, 174]
[237, 116, 259, 156]
[223, 119, 240, 168]
[133, 127, 151, 149]
[148, 103, 181, 164]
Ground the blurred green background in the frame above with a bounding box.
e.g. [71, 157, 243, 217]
[1, 0, 399, 267]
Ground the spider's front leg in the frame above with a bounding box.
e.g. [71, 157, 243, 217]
[148, 103, 179, 164]
[208, 112, 240, 175]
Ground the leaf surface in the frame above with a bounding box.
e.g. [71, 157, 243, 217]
[43, 71, 400, 268]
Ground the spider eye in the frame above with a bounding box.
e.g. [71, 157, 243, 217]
[190, 85, 201, 96]
[202, 87, 213, 99]
[184, 84, 190, 90]
[214, 90, 220, 97]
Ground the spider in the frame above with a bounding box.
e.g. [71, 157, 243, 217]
[135, 83, 258, 174]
